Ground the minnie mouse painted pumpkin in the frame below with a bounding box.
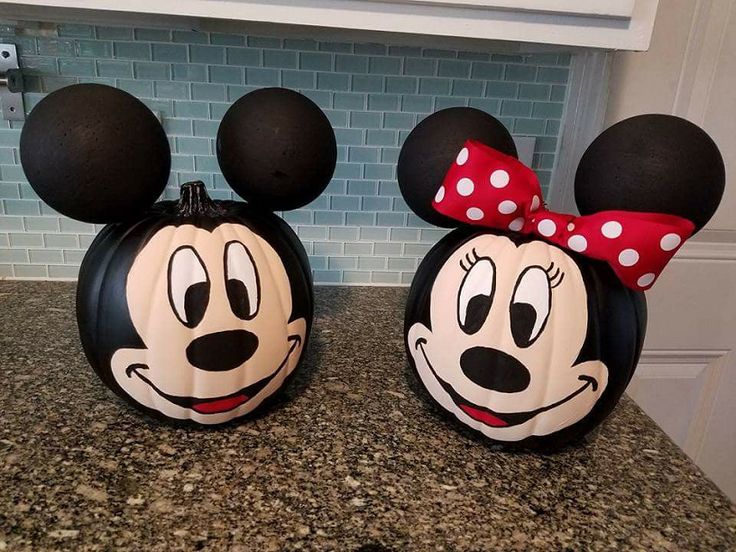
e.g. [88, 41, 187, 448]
[399, 108, 724, 449]
[20, 84, 336, 425]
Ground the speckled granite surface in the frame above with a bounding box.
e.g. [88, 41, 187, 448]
[0, 281, 734, 551]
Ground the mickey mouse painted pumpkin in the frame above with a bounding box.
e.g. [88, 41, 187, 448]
[20, 84, 336, 425]
[398, 108, 724, 449]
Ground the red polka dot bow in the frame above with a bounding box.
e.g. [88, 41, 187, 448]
[433, 140, 695, 291]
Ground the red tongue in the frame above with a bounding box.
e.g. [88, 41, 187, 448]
[459, 404, 509, 427]
[192, 394, 248, 415]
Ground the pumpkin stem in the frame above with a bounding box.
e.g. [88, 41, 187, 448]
[177, 181, 223, 217]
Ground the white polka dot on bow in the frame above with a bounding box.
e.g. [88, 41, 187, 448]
[530, 195, 541, 211]
[434, 185, 445, 203]
[490, 169, 510, 188]
[457, 177, 474, 196]
[618, 249, 639, 267]
[567, 235, 587, 252]
[637, 273, 656, 287]
[498, 200, 517, 215]
[466, 207, 484, 221]
[509, 217, 524, 231]
[601, 221, 623, 239]
[456, 147, 469, 166]
[660, 233, 681, 251]
[537, 219, 556, 237]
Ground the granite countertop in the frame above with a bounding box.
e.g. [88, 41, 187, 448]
[0, 281, 734, 551]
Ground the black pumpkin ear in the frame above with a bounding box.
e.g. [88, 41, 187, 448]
[216, 87, 336, 212]
[575, 114, 725, 234]
[397, 107, 517, 228]
[20, 83, 171, 224]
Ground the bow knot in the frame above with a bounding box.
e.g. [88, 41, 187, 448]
[433, 140, 694, 290]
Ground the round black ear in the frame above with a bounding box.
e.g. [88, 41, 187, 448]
[575, 114, 725, 234]
[216, 87, 336, 211]
[20, 83, 170, 224]
[397, 107, 517, 228]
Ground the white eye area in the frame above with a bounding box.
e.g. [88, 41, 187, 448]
[225, 241, 260, 319]
[168, 246, 209, 327]
[458, 257, 496, 332]
[511, 266, 551, 346]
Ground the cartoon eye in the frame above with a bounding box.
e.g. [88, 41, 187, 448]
[510, 266, 551, 348]
[457, 254, 496, 334]
[225, 241, 260, 320]
[168, 246, 210, 328]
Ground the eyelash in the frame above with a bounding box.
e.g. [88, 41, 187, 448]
[459, 248, 482, 272]
[459, 250, 566, 288]
[545, 261, 565, 289]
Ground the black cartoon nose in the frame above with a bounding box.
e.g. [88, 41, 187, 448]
[460, 346, 531, 393]
[186, 330, 259, 372]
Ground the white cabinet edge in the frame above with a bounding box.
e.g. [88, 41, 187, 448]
[0, 0, 658, 51]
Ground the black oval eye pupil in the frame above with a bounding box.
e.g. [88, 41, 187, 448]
[510, 302, 537, 348]
[462, 294, 492, 334]
[227, 278, 252, 320]
[184, 281, 209, 328]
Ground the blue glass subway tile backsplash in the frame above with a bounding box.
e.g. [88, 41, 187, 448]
[0, 22, 571, 283]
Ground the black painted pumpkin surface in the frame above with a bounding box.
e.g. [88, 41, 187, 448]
[405, 227, 646, 448]
[77, 182, 313, 424]
[398, 109, 724, 449]
[20, 84, 336, 425]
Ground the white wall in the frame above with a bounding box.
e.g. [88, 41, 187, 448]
[606, 0, 736, 501]
[606, 0, 736, 230]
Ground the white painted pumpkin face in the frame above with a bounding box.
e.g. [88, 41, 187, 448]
[110, 222, 306, 424]
[407, 233, 609, 441]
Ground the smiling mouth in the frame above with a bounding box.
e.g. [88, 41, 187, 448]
[126, 335, 302, 415]
[415, 338, 598, 428]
